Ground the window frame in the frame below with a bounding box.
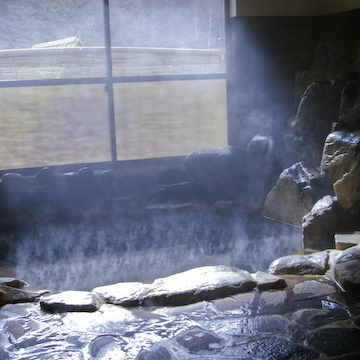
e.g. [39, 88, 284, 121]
[0, 0, 229, 172]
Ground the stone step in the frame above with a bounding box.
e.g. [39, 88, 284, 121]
[335, 232, 360, 250]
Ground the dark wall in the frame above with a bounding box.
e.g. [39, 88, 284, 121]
[226, 9, 360, 149]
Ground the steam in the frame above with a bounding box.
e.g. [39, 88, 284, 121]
[13, 211, 301, 291]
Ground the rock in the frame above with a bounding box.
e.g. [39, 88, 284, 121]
[98, 170, 117, 200]
[77, 167, 100, 207]
[312, 23, 360, 71]
[262, 162, 332, 225]
[184, 145, 246, 202]
[231, 337, 319, 359]
[210, 200, 241, 213]
[39, 290, 103, 313]
[259, 289, 287, 309]
[89, 335, 121, 358]
[327, 249, 343, 271]
[267, 251, 329, 275]
[246, 134, 281, 206]
[141, 265, 256, 307]
[295, 80, 345, 166]
[302, 195, 340, 250]
[35, 167, 56, 188]
[0, 173, 27, 211]
[0, 277, 28, 288]
[140, 202, 204, 215]
[93, 266, 257, 307]
[176, 327, 225, 355]
[321, 130, 360, 226]
[292, 279, 337, 301]
[333, 244, 360, 295]
[92, 282, 151, 307]
[136, 346, 172, 360]
[295, 70, 358, 108]
[333, 156, 360, 226]
[339, 79, 360, 130]
[0, 285, 48, 307]
[289, 308, 350, 330]
[335, 232, 360, 250]
[147, 182, 200, 204]
[0, 347, 9, 359]
[307, 327, 360, 357]
[321, 130, 360, 183]
[251, 271, 287, 291]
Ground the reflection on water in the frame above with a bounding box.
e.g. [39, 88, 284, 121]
[1, 275, 360, 360]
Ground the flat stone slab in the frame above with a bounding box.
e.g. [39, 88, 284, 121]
[267, 251, 329, 275]
[292, 279, 337, 301]
[259, 290, 288, 309]
[251, 271, 287, 291]
[289, 308, 350, 330]
[39, 291, 103, 313]
[142, 265, 257, 306]
[335, 232, 360, 250]
[93, 265, 257, 307]
[92, 282, 152, 307]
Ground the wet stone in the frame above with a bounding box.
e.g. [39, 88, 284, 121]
[15, 348, 84, 360]
[0, 347, 9, 359]
[252, 271, 287, 291]
[333, 244, 360, 295]
[0, 285, 49, 307]
[4, 318, 41, 340]
[292, 279, 337, 301]
[259, 290, 288, 309]
[225, 336, 320, 359]
[39, 291, 103, 313]
[175, 327, 225, 355]
[288, 308, 350, 330]
[92, 282, 150, 307]
[93, 266, 257, 308]
[307, 327, 360, 357]
[267, 253, 328, 275]
[212, 291, 255, 314]
[135, 346, 172, 360]
[208, 314, 290, 336]
[142, 265, 257, 307]
[89, 335, 121, 358]
[0, 277, 28, 288]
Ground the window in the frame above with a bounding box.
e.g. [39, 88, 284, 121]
[0, 0, 227, 169]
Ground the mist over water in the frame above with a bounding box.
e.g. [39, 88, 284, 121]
[10, 211, 302, 291]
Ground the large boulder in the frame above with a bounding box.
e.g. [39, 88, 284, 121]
[295, 70, 358, 108]
[302, 195, 341, 251]
[294, 80, 345, 166]
[262, 162, 333, 226]
[339, 80, 360, 130]
[246, 134, 281, 207]
[333, 244, 360, 295]
[321, 130, 360, 183]
[322, 130, 360, 227]
[184, 146, 246, 203]
[333, 157, 360, 227]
